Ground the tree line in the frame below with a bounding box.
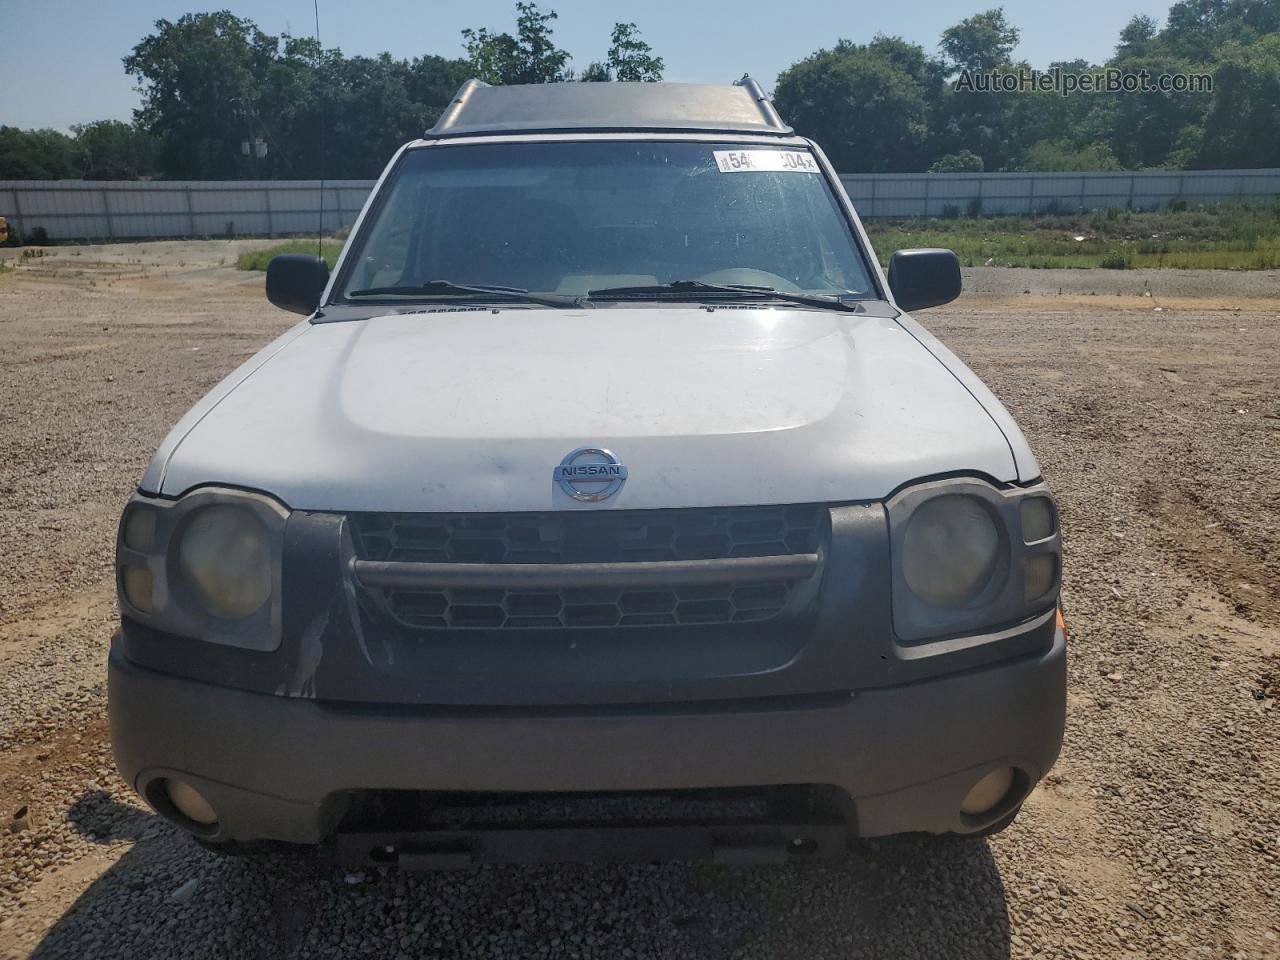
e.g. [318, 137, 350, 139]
[774, 1, 1279, 173]
[0, 0, 1275, 181]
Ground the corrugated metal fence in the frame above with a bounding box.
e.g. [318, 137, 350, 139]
[840, 168, 1280, 218]
[0, 180, 372, 242]
[4, 168, 1279, 241]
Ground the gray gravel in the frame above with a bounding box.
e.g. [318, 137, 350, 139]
[961, 264, 1280, 299]
[1, 242, 1278, 959]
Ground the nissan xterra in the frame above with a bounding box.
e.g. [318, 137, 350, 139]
[109, 78, 1066, 868]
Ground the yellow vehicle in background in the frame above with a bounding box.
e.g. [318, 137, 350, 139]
[0, 216, 9, 245]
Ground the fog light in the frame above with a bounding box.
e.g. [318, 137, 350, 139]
[961, 767, 1015, 816]
[166, 780, 218, 825]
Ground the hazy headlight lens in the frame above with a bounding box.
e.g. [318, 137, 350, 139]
[176, 505, 272, 619]
[902, 495, 1001, 607]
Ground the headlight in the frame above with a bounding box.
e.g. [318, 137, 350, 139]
[175, 505, 272, 619]
[901, 495, 1001, 607]
[116, 487, 287, 650]
[889, 479, 1059, 643]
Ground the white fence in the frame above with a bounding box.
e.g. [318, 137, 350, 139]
[0, 180, 372, 242]
[839, 168, 1280, 218]
[4, 168, 1279, 241]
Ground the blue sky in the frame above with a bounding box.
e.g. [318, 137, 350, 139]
[7, 0, 1174, 131]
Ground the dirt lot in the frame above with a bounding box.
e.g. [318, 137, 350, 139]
[0, 241, 1277, 960]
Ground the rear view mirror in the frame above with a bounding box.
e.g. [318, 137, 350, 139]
[266, 254, 330, 315]
[886, 248, 961, 312]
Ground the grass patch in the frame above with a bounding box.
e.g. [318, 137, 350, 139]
[862, 202, 1280, 270]
[237, 240, 343, 271]
[237, 205, 1280, 274]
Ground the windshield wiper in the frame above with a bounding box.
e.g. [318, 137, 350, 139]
[346, 280, 579, 309]
[585, 280, 864, 313]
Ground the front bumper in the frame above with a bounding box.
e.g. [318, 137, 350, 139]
[109, 623, 1065, 849]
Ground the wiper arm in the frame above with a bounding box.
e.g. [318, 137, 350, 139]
[585, 280, 863, 312]
[346, 280, 579, 309]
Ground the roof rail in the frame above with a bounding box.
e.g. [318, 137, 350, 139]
[733, 75, 787, 131]
[429, 78, 491, 137]
[425, 78, 792, 139]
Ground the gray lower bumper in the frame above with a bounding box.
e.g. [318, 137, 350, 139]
[109, 628, 1066, 846]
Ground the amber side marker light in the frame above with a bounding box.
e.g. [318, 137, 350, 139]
[1056, 606, 1068, 639]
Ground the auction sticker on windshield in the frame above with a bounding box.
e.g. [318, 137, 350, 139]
[713, 150, 819, 173]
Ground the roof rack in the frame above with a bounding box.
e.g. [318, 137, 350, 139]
[426, 76, 793, 139]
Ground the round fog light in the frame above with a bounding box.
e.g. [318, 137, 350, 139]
[961, 767, 1015, 816]
[166, 780, 218, 825]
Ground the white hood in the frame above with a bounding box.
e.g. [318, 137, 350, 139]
[145, 306, 1024, 511]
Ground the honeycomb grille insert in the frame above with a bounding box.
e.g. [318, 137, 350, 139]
[350, 506, 822, 630]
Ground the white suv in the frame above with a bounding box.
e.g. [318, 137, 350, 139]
[109, 78, 1065, 867]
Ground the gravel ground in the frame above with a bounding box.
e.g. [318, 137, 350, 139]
[0, 242, 1277, 960]
[960, 265, 1280, 299]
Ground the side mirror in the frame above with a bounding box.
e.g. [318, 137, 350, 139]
[266, 254, 330, 315]
[886, 248, 961, 312]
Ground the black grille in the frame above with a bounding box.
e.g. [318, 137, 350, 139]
[350, 505, 823, 630]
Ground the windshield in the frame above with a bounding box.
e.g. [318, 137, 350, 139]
[336, 140, 877, 302]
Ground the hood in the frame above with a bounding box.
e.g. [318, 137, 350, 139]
[149, 306, 1018, 511]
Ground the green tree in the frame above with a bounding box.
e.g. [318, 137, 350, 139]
[774, 40, 928, 172]
[1004, 60, 1116, 170]
[406, 55, 475, 111]
[1138, 0, 1280, 60]
[1116, 14, 1160, 58]
[1020, 139, 1124, 171]
[932, 10, 1028, 170]
[462, 3, 571, 84]
[1162, 0, 1231, 60]
[1105, 53, 1212, 168]
[578, 62, 611, 82]
[773, 0, 1276, 174]
[606, 22, 663, 82]
[929, 149, 984, 172]
[125, 11, 287, 179]
[72, 120, 158, 179]
[275, 49, 469, 178]
[940, 9, 1020, 72]
[1196, 34, 1280, 167]
[126, 12, 469, 180]
[0, 127, 79, 179]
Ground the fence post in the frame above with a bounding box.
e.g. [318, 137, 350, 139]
[102, 187, 114, 240]
[976, 174, 984, 215]
[869, 177, 877, 218]
[185, 186, 196, 237]
[8, 188, 22, 240]
[263, 187, 274, 237]
[1127, 172, 1136, 209]
[1176, 172, 1185, 207]
[1078, 175, 1086, 212]
[922, 175, 930, 217]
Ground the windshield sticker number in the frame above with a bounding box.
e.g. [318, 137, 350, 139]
[713, 150, 819, 174]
